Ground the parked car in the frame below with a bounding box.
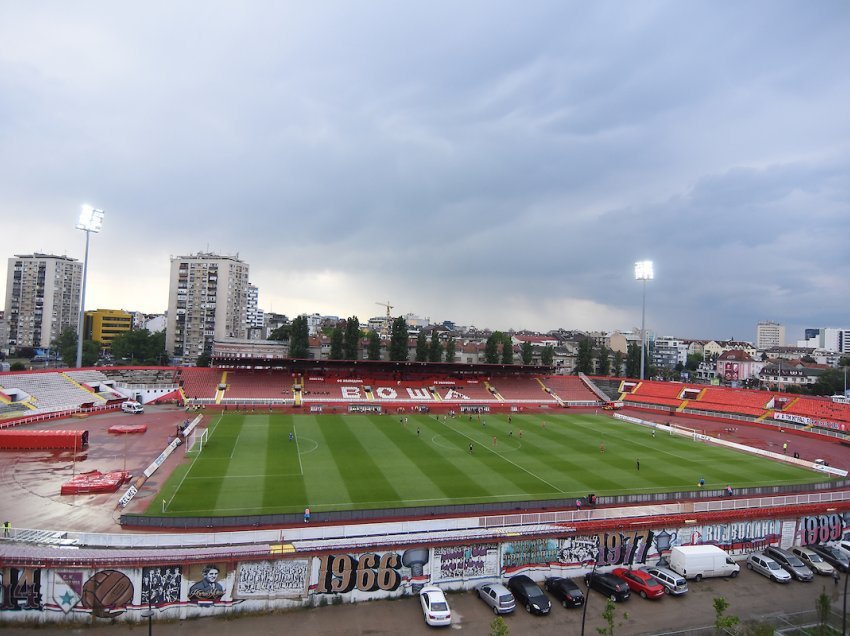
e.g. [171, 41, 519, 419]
[507, 575, 551, 615]
[763, 546, 814, 582]
[808, 544, 850, 573]
[746, 552, 792, 583]
[544, 577, 584, 608]
[612, 567, 665, 599]
[419, 585, 452, 627]
[476, 583, 515, 615]
[790, 546, 836, 576]
[641, 566, 689, 596]
[584, 571, 631, 602]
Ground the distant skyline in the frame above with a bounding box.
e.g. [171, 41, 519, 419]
[1, 2, 848, 343]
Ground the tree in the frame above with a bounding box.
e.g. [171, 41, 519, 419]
[10, 361, 26, 371]
[428, 331, 442, 363]
[686, 352, 704, 371]
[484, 333, 501, 364]
[541, 345, 554, 367]
[521, 341, 533, 365]
[489, 615, 509, 636]
[445, 337, 456, 363]
[598, 345, 610, 376]
[575, 338, 593, 375]
[267, 324, 290, 341]
[415, 332, 428, 362]
[612, 351, 624, 376]
[810, 368, 847, 396]
[54, 327, 99, 367]
[329, 327, 344, 360]
[815, 588, 831, 636]
[389, 316, 409, 361]
[344, 316, 360, 360]
[110, 329, 167, 364]
[196, 351, 211, 367]
[289, 316, 310, 359]
[367, 331, 382, 360]
[713, 596, 739, 635]
[596, 598, 629, 636]
[625, 342, 641, 378]
[501, 335, 513, 365]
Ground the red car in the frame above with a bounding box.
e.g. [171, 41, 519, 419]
[611, 568, 665, 599]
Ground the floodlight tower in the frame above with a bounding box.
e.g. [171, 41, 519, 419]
[634, 260, 654, 381]
[75, 205, 105, 368]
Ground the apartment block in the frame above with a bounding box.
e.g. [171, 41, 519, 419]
[4, 254, 82, 350]
[165, 253, 250, 361]
[756, 321, 785, 350]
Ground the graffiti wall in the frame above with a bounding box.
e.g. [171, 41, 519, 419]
[2, 513, 849, 624]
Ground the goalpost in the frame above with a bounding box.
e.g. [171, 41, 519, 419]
[670, 423, 704, 441]
[185, 428, 209, 456]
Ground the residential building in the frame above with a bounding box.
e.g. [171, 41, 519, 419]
[165, 252, 250, 362]
[703, 340, 756, 361]
[84, 309, 132, 349]
[4, 253, 82, 350]
[716, 350, 763, 385]
[756, 321, 785, 349]
[652, 336, 688, 371]
[246, 284, 265, 339]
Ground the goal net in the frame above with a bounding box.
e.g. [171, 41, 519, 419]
[185, 428, 209, 456]
[670, 423, 703, 441]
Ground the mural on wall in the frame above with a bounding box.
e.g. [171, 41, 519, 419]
[312, 549, 430, 595]
[430, 544, 500, 584]
[502, 538, 561, 573]
[1, 566, 43, 611]
[81, 569, 133, 618]
[237, 560, 309, 597]
[52, 570, 83, 614]
[798, 513, 845, 545]
[187, 563, 230, 604]
[141, 566, 182, 605]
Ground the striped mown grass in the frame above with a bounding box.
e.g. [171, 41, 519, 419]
[149, 412, 826, 517]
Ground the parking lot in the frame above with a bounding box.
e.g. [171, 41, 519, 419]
[3, 567, 846, 635]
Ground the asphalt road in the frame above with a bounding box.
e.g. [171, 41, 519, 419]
[3, 568, 847, 635]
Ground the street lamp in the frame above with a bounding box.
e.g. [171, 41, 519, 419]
[634, 260, 654, 381]
[75, 205, 104, 368]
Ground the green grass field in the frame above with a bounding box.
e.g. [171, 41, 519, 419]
[148, 412, 826, 517]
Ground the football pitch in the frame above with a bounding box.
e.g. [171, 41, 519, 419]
[149, 412, 826, 517]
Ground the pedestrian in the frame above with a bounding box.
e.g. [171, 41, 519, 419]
[698, 478, 705, 488]
[3, 520, 10, 537]
[492, 436, 497, 446]
[600, 442, 605, 454]
[304, 507, 311, 523]
[469, 443, 473, 454]
[289, 431, 294, 442]
[833, 570, 840, 585]
[636, 458, 640, 471]
[508, 415, 512, 424]
[651, 429, 655, 438]
[783, 442, 788, 454]
[726, 485, 733, 497]
[416, 427, 420, 437]
[575, 499, 582, 511]
[509, 430, 513, 437]
[519, 430, 523, 438]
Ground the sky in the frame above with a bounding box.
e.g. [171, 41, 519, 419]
[1, 1, 848, 344]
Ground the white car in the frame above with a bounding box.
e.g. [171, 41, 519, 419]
[121, 401, 144, 414]
[419, 585, 452, 627]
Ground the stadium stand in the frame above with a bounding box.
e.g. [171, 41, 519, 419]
[177, 367, 221, 402]
[223, 369, 294, 400]
[0, 371, 107, 413]
[782, 396, 850, 424]
[490, 376, 558, 403]
[542, 375, 601, 402]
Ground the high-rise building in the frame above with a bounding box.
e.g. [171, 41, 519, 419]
[756, 320, 785, 350]
[797, 327, 850, 354]
[246, 284, 265, 339]
[4, 254, 82, 350]
[84, 308, 133, 349]
[165, 253, 250, 361]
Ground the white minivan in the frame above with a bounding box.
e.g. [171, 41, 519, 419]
[121, 401, 144, 414]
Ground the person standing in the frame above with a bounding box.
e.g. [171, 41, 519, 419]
[416, 427, 420, 437]
[469, 443, 474, 454]
[636, 458, 640, 471]
[600, 442, 605, 454]
[304, 507, 311, 523]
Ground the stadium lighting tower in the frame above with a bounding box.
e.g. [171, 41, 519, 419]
[75, 205, 104, 368]
[634, 260, 654, 381]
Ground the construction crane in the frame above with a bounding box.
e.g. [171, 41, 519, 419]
[375, 301, 394, 320]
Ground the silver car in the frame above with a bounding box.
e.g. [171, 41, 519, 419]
[747, 552, 792, 583]
[476, 582, 516, 615]
[641, 565, 689, 595]
[763, 546, 813, 582]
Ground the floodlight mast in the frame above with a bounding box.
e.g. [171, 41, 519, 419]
[75, 205, 104, 368]
[634, 260, 654, 381]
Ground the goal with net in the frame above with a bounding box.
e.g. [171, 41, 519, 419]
[185, 428, 209, 455]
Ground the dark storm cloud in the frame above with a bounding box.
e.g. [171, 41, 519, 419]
[0, 1, 848, 341]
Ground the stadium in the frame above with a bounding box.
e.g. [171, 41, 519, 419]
[1, 358, 849, 629]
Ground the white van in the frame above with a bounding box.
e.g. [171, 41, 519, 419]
[668, 545, 740, 581]
[121, 401, 144, 414]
